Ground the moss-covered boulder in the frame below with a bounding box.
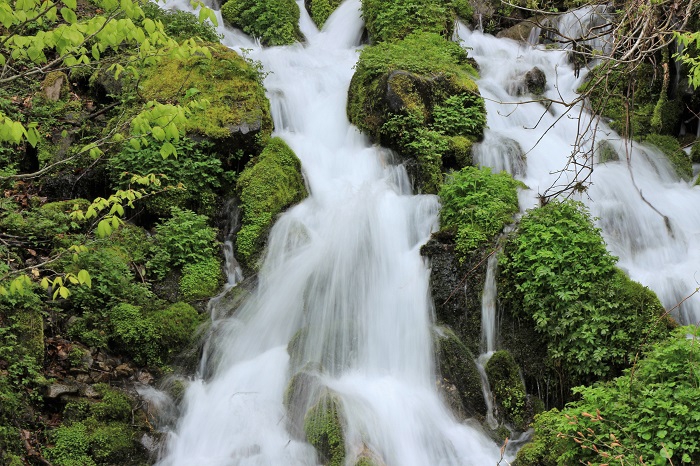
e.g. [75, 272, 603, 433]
[484, 351, 527, 429]
[235, 137, 308, 269]
[284, 370, 323, 439]
[435, 327, 487, 417]
[140, 43, 272, 164]
[304, 391, 346, 466]
[347, 32, 486, 193]
[221, 0, 302, 46]
[644, 133, 693, 180]
[179, 256, 223, 301]
[305, 0, 342, 28]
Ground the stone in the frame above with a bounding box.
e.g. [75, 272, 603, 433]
[137, 370, 154, 385]
[46, 383, 79, 399]
[524, 67, 546, 95]
[115, 363, 134, 378]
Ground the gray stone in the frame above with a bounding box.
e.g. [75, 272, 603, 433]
[46, 383, 79, 399]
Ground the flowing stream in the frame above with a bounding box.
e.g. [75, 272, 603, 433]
[157, 1, 502, 464]
[152, 2, 700, 464]
[460, 19, 700, 325]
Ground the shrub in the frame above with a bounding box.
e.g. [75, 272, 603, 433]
[307, 0, 342, 28]
[517, 326, 700, 466]
[439, 166, 521, 258]
[221, 0, 301, 46]
[109, 136, 224, 216]
[108, 303, 161, 366]
[141, 2, 221, 43]
[179, 257, 222, 300]
[500, 200, 670, 387]
[432, 93, 487, 138]
[236, 137, 307, 268]
[148, 207, 218, 279]
[485, 350, 527, 429]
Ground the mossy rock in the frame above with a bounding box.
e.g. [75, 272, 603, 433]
[595, 139, 619, 163]
[0, 199, 89, 245]
[284, 370, 323, 439]
[41, 71, 70, 101]
[691, 141, 700, 164]
[305, 0, 342, 28]
[644, 133, 693, 180]
[179, 256, 223, 301]
[221, 0, 302, 46]
[304, 391, 346, 466]
[347, 32, 485, 193]
[435, 327, 487, 417]
[235, 137, 308, 270]
[484, 350, 528, 430]
[140, 43, 272, 162]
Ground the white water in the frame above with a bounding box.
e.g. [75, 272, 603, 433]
[457, 20, 700, 325]
[156, 1, 502, 465]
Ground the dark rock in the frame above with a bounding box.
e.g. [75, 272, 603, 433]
[524, 67, 546, 95]
[115, 363, 134, 378]
[80, 384, 100, 398]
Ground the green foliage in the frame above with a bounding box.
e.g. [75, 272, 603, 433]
[304, 393, 346, 466]
[485, 350, 527, 429]
[361, 0, 451, 42]
[236, 137, 307, 268]
[149, 207, 218, 279]
[432, 94, 487, 137]
[501, 200, 670, 387]
[141, 2, 221, 43]
[108, 303, 161, 366]
[66, 245, 152, 316]
[308, 0, 342, 28]
[439, 167, 521, 258]
[517, 326, 700, 466]
[47, 422, 97, 466]
[644, 133, 693, 180]
[109, 135, 224, 215]
[221, 0, 301, 46]
[179, 257, 222, 300]
[0, 199, 89, 244]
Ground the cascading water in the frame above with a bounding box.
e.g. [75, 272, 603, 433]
[457, 17, 700, 326]
[156, 1, 502, 464]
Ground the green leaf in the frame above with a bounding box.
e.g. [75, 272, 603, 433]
[77, 269, 92, 288]
[59, 286, 70, 299]
[96, 219, 112, 237]
[63, 0, 77, 10]
[60, 7, 77, 23]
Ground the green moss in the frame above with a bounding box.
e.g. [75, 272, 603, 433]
[644, 133, 693, 180]
[236, 137, 307, 269]
[149, 301, 202, 351]
[347, 32, 485, 193]
[221, 0, 301, 46]
[304, 392, 346, 466]
[141, 2, 221, 42]
[361, 0, 452, 42]
[179, 257, 222, 300]
[691, 141, 700, 164]
[41, 71, 70, 100]
[435, 327, 486, 416]
[439, 167, 521, 260]
[485, 351, 527, 429]
[0, 199, 89, 245]
[140, 43, 272, 147]
[308, 0, 342, 28]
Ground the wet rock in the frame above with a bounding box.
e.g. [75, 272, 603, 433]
[524, 67, 546, 95]
[115, 363, 134, 378]
[42, 71, 68, 101]
[46, 383, 79, 399]
[137, 369, 154, 385]
[80, 384, 100, 398]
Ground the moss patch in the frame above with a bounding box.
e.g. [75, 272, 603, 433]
[485, 350, 527, 429]
[644, 133, 693, 180]
[236, 137, 307, 269]
[361, 0, 455, 43]
[140, 43, 272, 157]
[304, 392, 346, 466]
[221, 0, 301, 46]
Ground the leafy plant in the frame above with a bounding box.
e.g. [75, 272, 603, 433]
[439, 166, 521, 258]
[500, 200, 670, 386]
[432, 93, 487, 138]
[517, 326, 700, 466]
[361, 0, 451, 42]
[148, 207, 218, 279]
[221, 0, 301, 46]
[141, 2, 221, 43]
[180, 257, 222, 301]
[307, 0, 342, 28]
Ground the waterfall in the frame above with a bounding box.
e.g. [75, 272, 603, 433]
[456, 21, 700, 325]
[155, 1, 502, 465]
